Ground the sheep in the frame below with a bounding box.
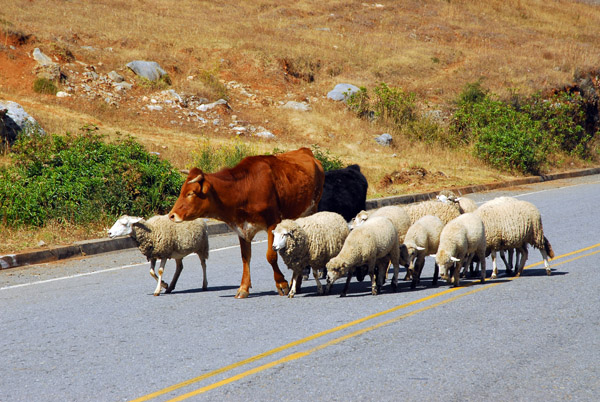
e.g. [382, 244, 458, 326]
[350, 205, 411, 280]
[405, 199, 461, 225]
[108, 215, 209, 296]
[325, 216, 400, 296]
[437, 190, 478, 213]
[474, 198, 554, 279]
[435, 213, 487, 287]
[272, 211, 350, 298]
[403, 215, 444, 289]
[318, 164, 368, 222]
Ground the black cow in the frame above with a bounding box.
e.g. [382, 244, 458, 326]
[317, 164, 368, 222]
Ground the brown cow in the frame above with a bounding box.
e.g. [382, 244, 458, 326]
[168, 147, 325, 298]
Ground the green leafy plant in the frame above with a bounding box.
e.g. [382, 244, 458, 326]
[310, 144, 344, 171]
[189, 138, 256, 173]
[33, 77, 58, 95]
[1, 126, 183, 227]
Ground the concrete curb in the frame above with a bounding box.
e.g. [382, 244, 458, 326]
[2, 166, 599, 270]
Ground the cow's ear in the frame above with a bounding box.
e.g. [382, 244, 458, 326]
[200, 180, 210, 195]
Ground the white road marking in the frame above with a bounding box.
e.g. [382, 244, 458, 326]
[0, 240, 267, 291]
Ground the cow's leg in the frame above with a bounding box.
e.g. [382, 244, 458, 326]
[266, 226, 289, 296]
[154, 258, 168, 296]
[236, 236, 252, 299]
[165, 259, 183, 294]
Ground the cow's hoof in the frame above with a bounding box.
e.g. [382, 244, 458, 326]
[153, 292, 160, 296]
[165, 288, 173, 294]
[277, 283, 289, 296]
[235, 290, 250, 299]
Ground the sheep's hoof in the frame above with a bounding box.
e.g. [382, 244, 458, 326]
[235, 289, 250, 299]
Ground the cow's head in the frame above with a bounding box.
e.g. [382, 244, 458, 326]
[169, 168, 211, 222]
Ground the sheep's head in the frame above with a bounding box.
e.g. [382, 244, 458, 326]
[435, 249, 460, 280]
[272, 220, 297, 252]
[326, 258, 347, 285]
[349, 210, 369, 230]
[108, 215, 143, 238]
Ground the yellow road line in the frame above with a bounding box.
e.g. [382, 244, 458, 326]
[131, 243, 600, 402]
[167, 283, 499, 401]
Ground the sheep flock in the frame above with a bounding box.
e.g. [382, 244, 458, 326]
[109, 190, 554, 297]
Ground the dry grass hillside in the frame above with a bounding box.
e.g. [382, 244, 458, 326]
[1, 0, 600, 251]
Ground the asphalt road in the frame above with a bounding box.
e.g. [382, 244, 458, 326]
[1, 175, 599, 402]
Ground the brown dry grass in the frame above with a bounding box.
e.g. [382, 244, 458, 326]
[1, 0, 600, 253]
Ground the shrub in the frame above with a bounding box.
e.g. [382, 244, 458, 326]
[520, 92, 591, 158]
[189, 138, 256, 173]
[472, 101, 549, 174]
[310, 144, 344, 171]
[33, 78, 58, 95]
[0, 126, 183, 227]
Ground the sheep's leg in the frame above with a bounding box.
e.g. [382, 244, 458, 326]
[153, 259, 168, 296]
[479, 252, 486, 283]
[410, 255, 425, 289]
[288, 272, 299, 298]
[149, 259, 168, 289]
[369, 261, 379, 295]
[313, 267, 324, 295]
[432, 262, 439, 287]
[341, 269, 353, 297]
[452, 260, 461, 287]
[199, 254, 208, 290]
[490, 251, 499, 279]
[515, 246, 529, 277]
[165, 259, 183, 294]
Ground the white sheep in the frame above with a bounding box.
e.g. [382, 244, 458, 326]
[108, 215, 209, 296]
[403, 215, 444, 289]
[350, 205, 411, 279]
[474, 198, 554, 279]
[272, 211, 350, 298]
[405, 199, 461, 225]
[435, 212, 487, 287]
[326, 216, 400, 296]
[437, 190, 478, 213]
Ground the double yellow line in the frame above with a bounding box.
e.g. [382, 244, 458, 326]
[131, 243, 600, 402]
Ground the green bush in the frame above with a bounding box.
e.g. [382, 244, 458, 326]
[189, 138, 257, 173]
[471, 100, 549, 174]
[33, 77, 58, 95]
[310, 144, 344, 171]
[0, 126, 184, 227]
[520, 92, 591, 158]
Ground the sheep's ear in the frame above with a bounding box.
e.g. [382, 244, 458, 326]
[416, 246, 425, 251]
[450, 256, 460, 262]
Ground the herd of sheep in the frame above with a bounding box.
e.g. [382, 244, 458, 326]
[108, 190, 554, 297]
